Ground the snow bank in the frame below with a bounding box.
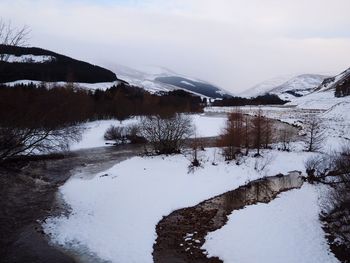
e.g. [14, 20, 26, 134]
[43, 149, 313, 263]
[203, 184, 339, 263]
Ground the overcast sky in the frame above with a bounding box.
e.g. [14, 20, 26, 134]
[1, 0, 350, 92]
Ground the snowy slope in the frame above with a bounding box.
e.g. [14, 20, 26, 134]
[317, 68, 350, 92]
[240, 74, 328, 100]
[113, 64, 232, 99]
[239, 75, 293, 98]
[270, 74, 327, 100]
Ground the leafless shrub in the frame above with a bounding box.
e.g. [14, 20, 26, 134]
[308, 144, 350, 253]
[254, 153, 274, 174]
[104, 124, 145, 145]
[140, 114, 194, 154]
[104, 125, 127, 143]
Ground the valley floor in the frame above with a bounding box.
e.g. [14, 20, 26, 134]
[4, 102, 349, 263]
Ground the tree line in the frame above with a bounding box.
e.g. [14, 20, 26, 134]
[212, 94, 287, 107]
[0, 82, 203, 161]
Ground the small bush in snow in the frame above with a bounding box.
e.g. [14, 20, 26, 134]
[140, 114, 194, 154]
[104, 124, 146, 145]
[104, 125, 127, 144]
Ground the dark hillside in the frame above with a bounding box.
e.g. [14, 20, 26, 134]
[0, 45, 118, 83]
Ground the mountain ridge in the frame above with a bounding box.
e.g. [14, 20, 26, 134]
[0, 45, 119, 84]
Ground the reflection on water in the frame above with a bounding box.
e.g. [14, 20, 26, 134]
[154, 171, 304, 263]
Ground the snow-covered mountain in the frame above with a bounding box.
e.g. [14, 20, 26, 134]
[240, 74, 328, 100]
[286, 68, 350, 110]
[239, 75, 293, 98]
[112, 64, 232, 99]
[316, 68, 350, 94]
[270, 74, 328, 100]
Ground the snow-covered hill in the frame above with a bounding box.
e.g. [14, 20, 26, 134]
[317, 68, 350, 93]
[240, 74, 328, 100]
[270, 74, 327, 100]
[286, 68, 350, 110]
[0, 45, 118, 84]
[112, 65, 232, 99]
[239, 75, 293, 98]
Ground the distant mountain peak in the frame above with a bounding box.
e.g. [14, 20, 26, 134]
[240, 74, 328, 100]
[112, 64, 232, 99]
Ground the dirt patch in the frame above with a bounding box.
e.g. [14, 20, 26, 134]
[153, 172, 304, 263]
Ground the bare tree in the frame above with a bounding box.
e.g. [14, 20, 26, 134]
[279, 126, 296, 151]
[219, 108, 244, 160]
[243, 114, 250, 155]
[304, 116, 325, 152]
[0, 19, 30, 62]
[262, 117, 274, 149]
[251, 108, 264, 156]
[140, 114, 194, 154]
[0, 125, 82, 161]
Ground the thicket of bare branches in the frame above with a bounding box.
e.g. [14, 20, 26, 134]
[140, 114, 194, 154]
[0, 84, 88, 161]
[104, 124, 145, 145]
[219, 108, 276, 160]
[0, 126, 81, 160]
[0, 19, 30, 62]
[305, 145, 350, 255]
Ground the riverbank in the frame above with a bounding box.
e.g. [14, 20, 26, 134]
[0, 145, 143, 263]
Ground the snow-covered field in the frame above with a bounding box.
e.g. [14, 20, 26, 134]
[70, 114, 227, 151]
[43, 148, 318, 263]
[203, 184, 338, 263]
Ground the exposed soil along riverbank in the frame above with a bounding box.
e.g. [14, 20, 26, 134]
[0, 144, 143, 263]
[153, 172, 304, 263]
